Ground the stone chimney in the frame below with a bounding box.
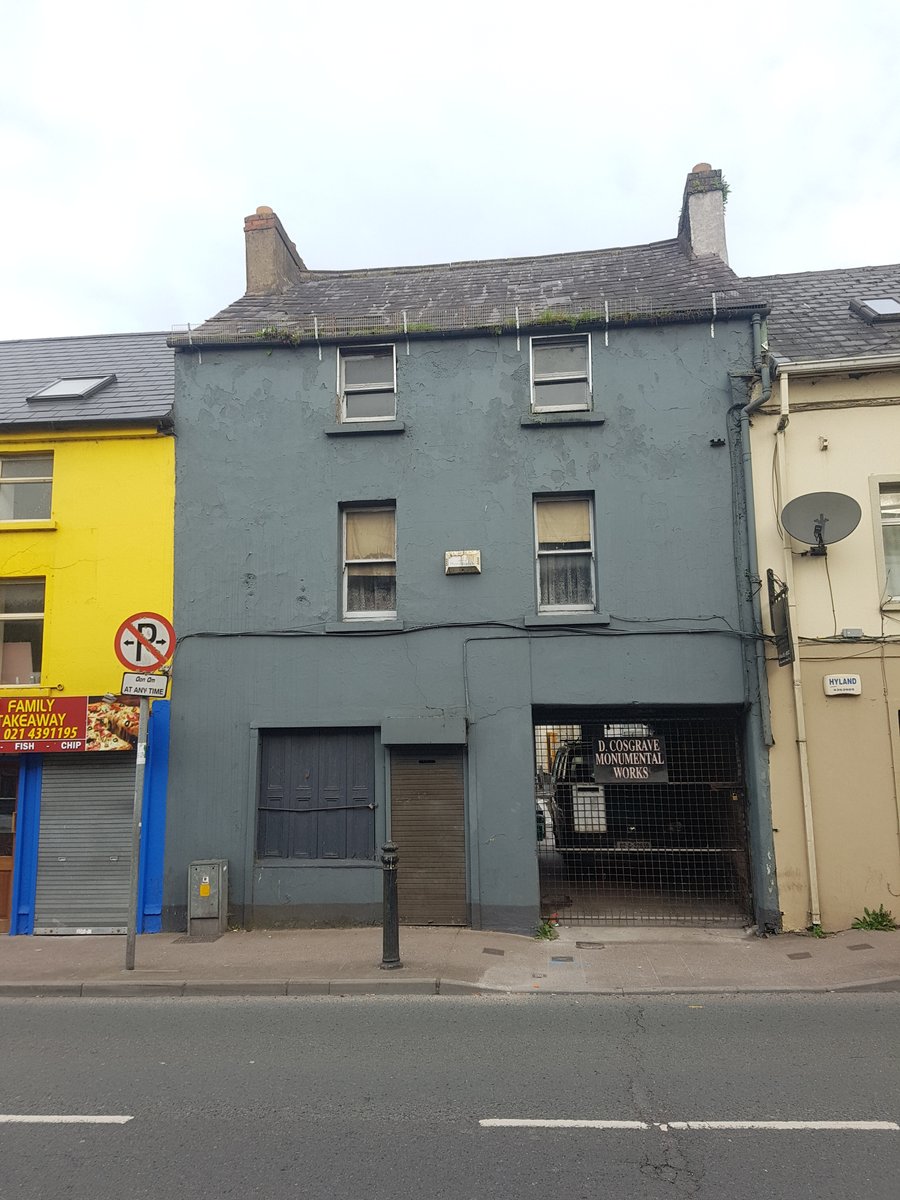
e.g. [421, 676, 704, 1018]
[244, 206, 307, 294]
[677, 163, 729, 263]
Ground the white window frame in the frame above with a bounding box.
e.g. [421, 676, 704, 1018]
[337, 345, 397, 423]
[342, 505, 397, 620]
[870, 475, 900, 608]
[0, 453, 53, 522]
[530, 333, 592, 413]
[0, 577, 45, 686]
[534, 495, 596, 614]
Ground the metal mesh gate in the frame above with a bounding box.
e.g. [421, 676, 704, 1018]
[534, 709, 752, 926]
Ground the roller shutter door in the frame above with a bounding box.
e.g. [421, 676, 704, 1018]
[34, 756, 135, 933]
[390, 751, 467, 925]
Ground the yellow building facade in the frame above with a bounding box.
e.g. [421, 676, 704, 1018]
[1, 332, 173, 934]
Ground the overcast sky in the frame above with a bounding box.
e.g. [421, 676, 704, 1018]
[2, 0, 899, 340]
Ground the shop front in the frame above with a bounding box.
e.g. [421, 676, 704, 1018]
[1, 694, 169, 935]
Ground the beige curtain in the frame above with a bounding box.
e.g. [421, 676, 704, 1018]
[346, 509, 395, 560]
[536, 499, 590, 546]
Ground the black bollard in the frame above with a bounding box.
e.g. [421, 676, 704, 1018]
[380, 840, 403, 970]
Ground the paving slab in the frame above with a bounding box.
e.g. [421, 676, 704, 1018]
[0, 925, 898, 998]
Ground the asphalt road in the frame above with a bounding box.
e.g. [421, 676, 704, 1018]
[1, 994, 898, 1199]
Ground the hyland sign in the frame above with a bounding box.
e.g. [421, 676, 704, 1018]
[0, 696, 140, 753]
[594, 734, 669, 783]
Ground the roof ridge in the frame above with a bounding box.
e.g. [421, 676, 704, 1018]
[293, 237, 689, 281]
[0, 330, 171, 349]
[745, 263, 900, 285]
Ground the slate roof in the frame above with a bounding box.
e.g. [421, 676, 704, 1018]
[745, 264, 900, 362]
[0, 332, 173, 428]
[177, 238, 768, 344]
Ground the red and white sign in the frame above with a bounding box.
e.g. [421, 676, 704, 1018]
[0, 696, 140, 754]
[115, 612, 176, 671]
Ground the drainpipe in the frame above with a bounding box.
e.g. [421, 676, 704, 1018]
[774, 368, 821, 926]
[739, 314, 773, 746]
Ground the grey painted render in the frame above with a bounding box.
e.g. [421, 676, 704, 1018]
[165, 318, 776, 933]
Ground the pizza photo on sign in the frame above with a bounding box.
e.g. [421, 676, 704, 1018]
[85, 698, 140, 752]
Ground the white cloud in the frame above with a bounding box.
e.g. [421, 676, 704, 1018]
[2, 0, 900, 338]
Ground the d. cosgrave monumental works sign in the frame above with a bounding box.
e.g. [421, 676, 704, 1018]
[594, 733, 669, 783]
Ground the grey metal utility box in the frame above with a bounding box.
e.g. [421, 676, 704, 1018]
[187, 859, 228, 936]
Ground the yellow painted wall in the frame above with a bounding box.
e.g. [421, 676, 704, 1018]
[750, 372, 900, 930]
[0, 427, 174, 696]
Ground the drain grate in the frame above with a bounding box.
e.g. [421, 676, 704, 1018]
[576, 941, 606, 949]
[482, 947, 505, 956]
[848, 943, 873, 951]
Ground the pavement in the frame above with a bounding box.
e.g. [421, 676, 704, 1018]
[1, 923, 900, 997]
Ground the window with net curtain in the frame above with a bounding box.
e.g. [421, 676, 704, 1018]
[343, 506, 396, 617]
[880, 484, 900, 601]
[535, 496, 595, 611]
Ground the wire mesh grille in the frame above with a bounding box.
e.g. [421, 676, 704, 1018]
[168, 291, 762, 347]
[535, 711, 752, 927]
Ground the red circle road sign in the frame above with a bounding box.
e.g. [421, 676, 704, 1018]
[114, 612, 176, 670]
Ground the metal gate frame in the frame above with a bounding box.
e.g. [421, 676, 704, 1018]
[534, 706, 753, 927]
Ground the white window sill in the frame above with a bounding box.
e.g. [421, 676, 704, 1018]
[0, 519, 57, 532]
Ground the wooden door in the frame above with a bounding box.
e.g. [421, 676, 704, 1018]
[0, 761, 17, 934]
[390, 751, 467, 925]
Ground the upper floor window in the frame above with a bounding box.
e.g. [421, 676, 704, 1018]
[343, 505, 397, 618]
[0, 578, 45, 685]
[0, 454, 53, 521]
[338, 346, 396, 422]
[878, 483, 900, 603]
[534, 496, 595, 612]
[531, 334, 591, 412]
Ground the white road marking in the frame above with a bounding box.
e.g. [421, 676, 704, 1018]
[0, 1115, 133, 1125]
[481, 1118, 899, 1132]
[480, 1119, 649, 1129]
[668, 1121, 899, 1132]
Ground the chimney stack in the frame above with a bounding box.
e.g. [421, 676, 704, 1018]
[677, 163, 729, 264]
[244, 206, 307, 294]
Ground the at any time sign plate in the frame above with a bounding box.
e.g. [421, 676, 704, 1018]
[121, 672, 169, 698]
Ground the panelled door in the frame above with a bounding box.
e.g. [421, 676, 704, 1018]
[390, 750, 467, 925]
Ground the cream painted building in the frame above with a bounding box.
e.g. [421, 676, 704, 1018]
[747, 270, 900, 931]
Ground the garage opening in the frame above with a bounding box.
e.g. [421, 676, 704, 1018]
[534, 708, 752, 926]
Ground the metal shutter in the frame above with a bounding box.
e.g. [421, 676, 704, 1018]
[34, 756, 135, 934]
[390, 751, 467, 925]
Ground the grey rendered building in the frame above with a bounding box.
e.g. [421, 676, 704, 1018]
[164, 165, 778, 934]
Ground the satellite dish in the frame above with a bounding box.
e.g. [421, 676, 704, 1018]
[781, 491, 861, 557]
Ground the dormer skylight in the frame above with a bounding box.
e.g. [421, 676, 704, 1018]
[849, 297, 900, 325]
[27, 374, 117, 401]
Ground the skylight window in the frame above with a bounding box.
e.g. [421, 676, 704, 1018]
[27, 374, 116, 401]
[849, 298, 900, 324]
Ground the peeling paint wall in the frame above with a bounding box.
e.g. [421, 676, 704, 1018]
[165, 321, 770, 932]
